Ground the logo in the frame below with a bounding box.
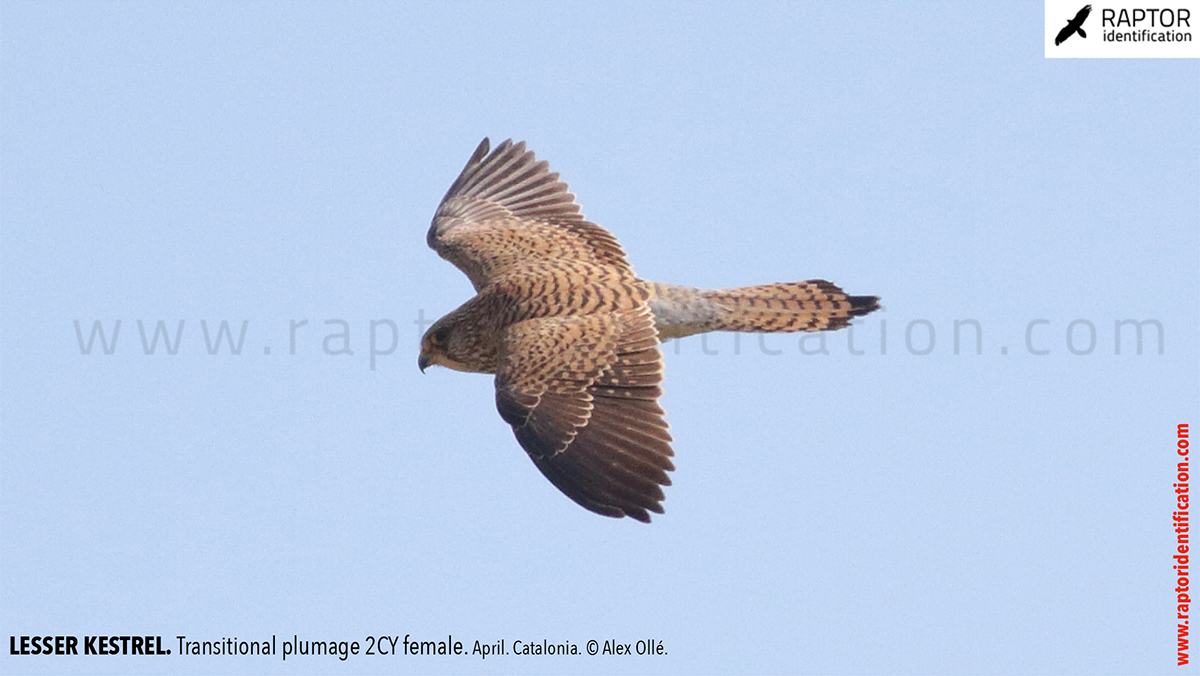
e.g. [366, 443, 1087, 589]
[1045, 0, 1199, 58]
[1055, 4, 1093, 44]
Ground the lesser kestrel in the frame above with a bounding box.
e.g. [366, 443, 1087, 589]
[419, 138, 879, 522]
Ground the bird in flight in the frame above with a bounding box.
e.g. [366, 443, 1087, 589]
[1055, 4, 1092, 45]
[419, 138, 880, 522]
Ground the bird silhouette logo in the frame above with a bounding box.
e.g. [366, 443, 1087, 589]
[1055, 4, 1092, 45]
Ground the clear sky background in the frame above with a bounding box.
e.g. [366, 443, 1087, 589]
[2, 2, 1197, 674]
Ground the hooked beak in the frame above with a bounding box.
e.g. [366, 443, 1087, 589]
[418, 352, 432, 373]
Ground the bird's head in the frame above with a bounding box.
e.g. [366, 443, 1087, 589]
[418, 316, 486, 373]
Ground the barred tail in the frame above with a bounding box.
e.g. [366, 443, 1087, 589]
[646, 280, 880, 339]
[701, 280, 879, 333]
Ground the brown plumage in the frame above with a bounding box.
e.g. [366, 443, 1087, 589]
[419, 138, 880, 522]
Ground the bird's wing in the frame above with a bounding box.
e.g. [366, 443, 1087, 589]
[428, 138, 633, 291]
[1055, 23, 1075, 45]
[494, 308, 674, 522]
[1075, 4, 1092, 23]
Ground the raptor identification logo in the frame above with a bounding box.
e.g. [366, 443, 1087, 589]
[1045, 0, 1200, 56]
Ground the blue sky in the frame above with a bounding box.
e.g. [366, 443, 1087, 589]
[2, 2, 1197, 674]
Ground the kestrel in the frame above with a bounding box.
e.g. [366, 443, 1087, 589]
[419, 138, 880, 522]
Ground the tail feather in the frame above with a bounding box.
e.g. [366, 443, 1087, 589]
[702, 280, 879, 333]
[646, 280, 879, 339]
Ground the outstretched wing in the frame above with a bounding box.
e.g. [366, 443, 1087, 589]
[1074, 4, 1092, 24]
[494, 308, 674, 523]
[428, 138, 632, 291]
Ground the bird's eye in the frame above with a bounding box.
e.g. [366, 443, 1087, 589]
[431, 326, 450, 346]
